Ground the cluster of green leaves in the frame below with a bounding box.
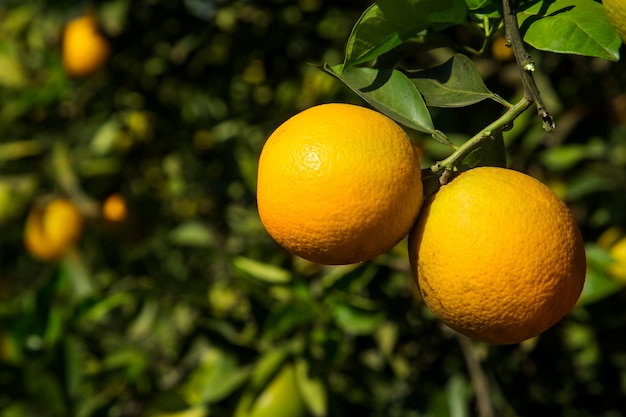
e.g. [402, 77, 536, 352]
[1, 0, 626, 417]
[324, 0, 621, 168]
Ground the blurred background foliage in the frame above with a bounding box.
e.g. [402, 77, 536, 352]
[1, 0, 626, 416]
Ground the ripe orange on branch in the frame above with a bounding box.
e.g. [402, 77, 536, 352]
[257, 103, 423, 265]
[24, 198, 84, 261]
[62, 15, 111, 77]
[408, 167, 586, 345]
[102, 193, 128, 223]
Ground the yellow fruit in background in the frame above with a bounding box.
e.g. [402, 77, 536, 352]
[408, 167, 586, 345]
[604, 0, 626, 43]
[238, 364, 308, 417]
[491, 36, 514, 62]
[62, 15, 111, 77]
[24, 198, 84, 261]
[257, 103, 423, 265]
[608, 236, 626, 281]
[102, 193, 127, 222]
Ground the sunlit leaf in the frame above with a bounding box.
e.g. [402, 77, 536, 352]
[331, 302, 385, 335]
[405, 54, 496, 108]
[446, 374, 471, 417]
[324, 64, 434, 133]
[540, 144, 588, 171]
[78, 292, 136, 324]
[128, 298, 159, 340]
[343, 0, 467, 68]
[232, 256, 292, 283]
[577, 244, 623, 306]
[249, 348, 290, 390]
[375, 322, 399, 357]
[0, 140, 46, 161]
[294, 358, 327, 417]
[0, 52, 28, 88]
[169, 221, 216, 248]
[540, 139, 606, 171]
[465, 0, 497, 11]
[182, 348, 250, 405]
[63, 253, 97, 302]
[519, 0, 621, 61]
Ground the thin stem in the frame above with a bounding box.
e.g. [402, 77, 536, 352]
[458, 335, 496, 417]
[431, 96, 533, 180]
[502, 0, 555, 131]
[428, 1, 555, 184]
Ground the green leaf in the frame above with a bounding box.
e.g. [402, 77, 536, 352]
[249, 348, 290, 390]
[540, 139, 606, 171]
[518, 0, 621, 61]
[465, 0, 497, 11]
[540, 144, 587, 171]
[128, 298, 159, 340]
[446, 374, 471, 417]
[90, 118, 121, 155]
[375, 322, 399, 357]
[432, 130, 455, 147]
[405, 54, 497, 108]
[577, 243, 623, 306]
[262, 302, 316, 341]
[320, 262, 377, 294]
[577, 267, 621, 306]
[78, 292, 136, 324]
[232, 256, 292, 284]
[331, 302, 385, 335]
[562, 322, 601, 381]
[62, 254, 96, 302]
[294, 358, 328, 417]
[324, 64, 434, 133]
[343, 0, 467, 68]
[459, 131, 507, 170]
[563, 172, 616, 201]
[169, 221, 216, 248]
[63, 336, 85, 399]
[0, 51, 28, 89]
[102, 347, 149, 381]
[0, 140, 46, 161]
[182, 348, 251, 405]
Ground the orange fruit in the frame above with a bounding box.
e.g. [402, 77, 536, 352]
[24, 198, 84, 261]
[608, 236, 626, 281]
[102, 193, 127, 222]
[408, 167, 586, 344]
[257, 103, 423, 265]
[62, 15, 111, 77]
[603, 0, 626, 43]
[491, 36, 514, 62]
